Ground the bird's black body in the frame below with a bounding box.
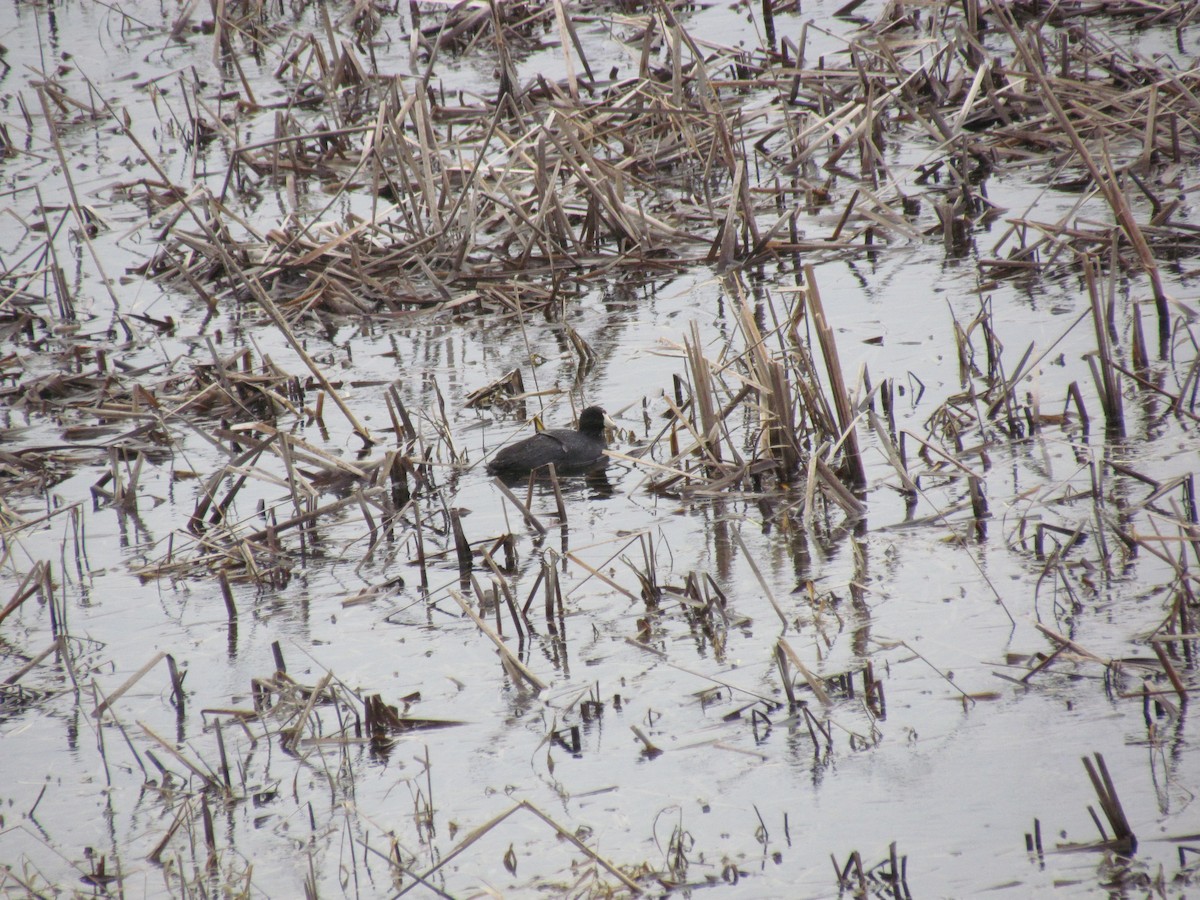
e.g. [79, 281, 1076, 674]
[487, 406, 608, 477]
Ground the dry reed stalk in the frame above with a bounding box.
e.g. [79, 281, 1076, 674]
[86, 81, 379, 443]
[776, 637, 832, 706]
[147, 798, 194, 865]
[251, 285, 373, 442]
[868, 410, 917, 494]
[1035, 623, 1112, 667]
[813, 455, 867, 518]
[3, 640, 61, 686]
[1150, 641, 1188, 703]
[0, 561, 47, 627]
[564, 551, 640, 603]
[449, 588, 546, 692]
[542, 552, 562, 630]
[734, 291, 802, 473]
[1081, 753, 1136, 849]
[396, 800, 642, 896]
[1083, 255, 1125, 432]
[35, 90, 124, 327]
[93, 651, 168, 719]
[449, 507, 472, 573]
[803, 264, 865, 486]
[138, 720, 222, 789]
[732, 528, 788, 628]
[491, 477, 548, 536]
[284, 669, 333, 752]
[991, 6, 1170, 346]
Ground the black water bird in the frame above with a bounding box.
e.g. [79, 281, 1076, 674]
[486, 406, 609, 477]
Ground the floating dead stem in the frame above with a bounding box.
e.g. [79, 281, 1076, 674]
[392, 800, 643, 896]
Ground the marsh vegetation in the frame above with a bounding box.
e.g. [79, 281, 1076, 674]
[2, 0, 1200, 895]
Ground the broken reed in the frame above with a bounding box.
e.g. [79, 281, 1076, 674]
[611, 267, 869, 507]
[110, 0, 1200, 348]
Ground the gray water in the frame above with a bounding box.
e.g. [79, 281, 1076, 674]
[1, 1, 1199, 897]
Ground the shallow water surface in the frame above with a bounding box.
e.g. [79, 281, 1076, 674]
[2, 1, 1200, 897]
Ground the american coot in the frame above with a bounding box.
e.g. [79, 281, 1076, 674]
[486, 406, 609, 477]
